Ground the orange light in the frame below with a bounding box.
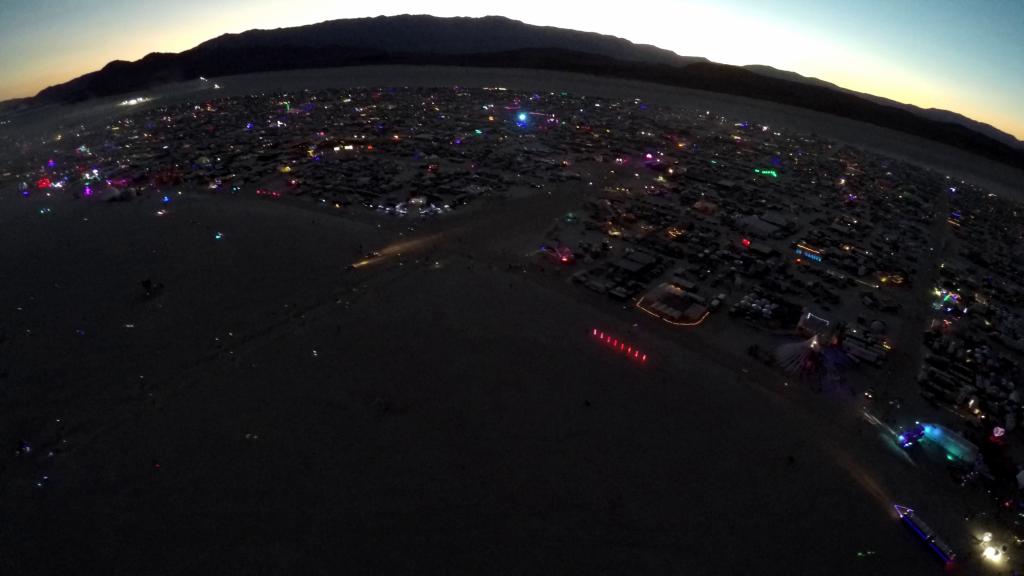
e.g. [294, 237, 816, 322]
[635, 298, 710, 327]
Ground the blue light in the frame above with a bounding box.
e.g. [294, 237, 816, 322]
[161, 195, 170, 204]
[518, 112, 528, 122]
[898, 435, 905, 444]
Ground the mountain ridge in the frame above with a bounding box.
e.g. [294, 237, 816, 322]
[191, 15, 708, 67]
[743, 64, 1023, 150]
[2, 14, 1021, 167]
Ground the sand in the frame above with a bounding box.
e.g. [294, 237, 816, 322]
[2, 67, 1014, 574]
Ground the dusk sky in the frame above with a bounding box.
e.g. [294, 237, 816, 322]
[1, 0, 1021, 138]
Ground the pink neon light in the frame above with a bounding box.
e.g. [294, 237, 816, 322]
[591, 329, 647, 362]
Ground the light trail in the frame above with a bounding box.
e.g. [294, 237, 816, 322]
[348, 233, 443, 269]
[831, 445, 894, 512]
[862, 410, 917, 466]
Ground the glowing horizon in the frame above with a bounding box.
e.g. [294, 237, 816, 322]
[1, 1, 1021, 139]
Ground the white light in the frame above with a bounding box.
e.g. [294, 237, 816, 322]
[119, 96, 151, 106]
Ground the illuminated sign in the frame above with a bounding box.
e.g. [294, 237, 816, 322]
[795, 243, 823, 262]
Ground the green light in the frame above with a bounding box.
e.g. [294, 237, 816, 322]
[284, 102, 290, 112]
[946, 453, 954, 461]
[474, 129, 483, 135]
[754, 168, 778, 178]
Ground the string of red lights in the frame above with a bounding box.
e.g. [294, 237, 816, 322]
[591, 328, 647, 362]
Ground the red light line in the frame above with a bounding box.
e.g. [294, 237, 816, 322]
[591, 328, 647, 363]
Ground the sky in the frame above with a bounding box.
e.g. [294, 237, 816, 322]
[0, 0, 1021, 138]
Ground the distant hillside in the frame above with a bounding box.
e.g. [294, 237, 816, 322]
[744, 64, 1024, 150]
[195, 15, 706, 67]
[4, 14, 1022, 168]
[25, 15, 702, 106]
[742, 65, 842, 91]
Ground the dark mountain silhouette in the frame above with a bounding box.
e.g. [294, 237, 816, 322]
[744, 64, 1024, 150]
[742, 65, 842, 90]
[3, 14, 1021, 168]
[194, 15, 706, 66]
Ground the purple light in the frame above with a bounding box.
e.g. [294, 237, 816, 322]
[83, 186, 93, 197]
[47, 159, 56, 168]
